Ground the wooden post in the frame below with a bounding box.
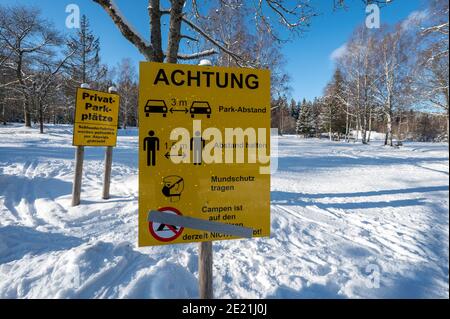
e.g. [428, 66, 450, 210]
[198, 59, 214, 299]
[199, 241, 213, 298]
[102, 146, 113, 199]
[72, 145, 85, 206]
[71, 83, 89, 207]
[102, 86, 117, 200]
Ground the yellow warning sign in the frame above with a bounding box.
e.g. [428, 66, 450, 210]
[138, 62, 271, 246]
[73, 88, 120, 146]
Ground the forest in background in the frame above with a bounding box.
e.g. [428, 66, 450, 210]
[0, 0, 448, 145]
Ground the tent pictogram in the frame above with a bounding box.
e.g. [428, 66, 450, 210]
[149, 207, 184, 242]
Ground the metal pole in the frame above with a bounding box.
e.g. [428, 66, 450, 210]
[102, 86, 117, 200]
[71, 83, 89, 207]
[198, 59, 214, 299]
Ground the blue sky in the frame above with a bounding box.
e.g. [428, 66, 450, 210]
[0, 0, 424, 100]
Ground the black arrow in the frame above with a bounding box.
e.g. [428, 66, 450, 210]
[165, 152, 187, 159]
[170, 107, 188, 114]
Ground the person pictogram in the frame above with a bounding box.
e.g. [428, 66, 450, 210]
[143, 130, 159, 166]
[190, 131, 206, 165]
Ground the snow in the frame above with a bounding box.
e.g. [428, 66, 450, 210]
[0, 124, 448, 298]
[350, 130, 386, 141]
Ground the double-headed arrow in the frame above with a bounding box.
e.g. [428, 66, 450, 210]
[170, 107, 188, 114]
[164, 152, 187, 159]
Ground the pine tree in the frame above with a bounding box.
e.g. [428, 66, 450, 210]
[65, 15, 104, 86]
[296, 99, 315, 137]
[322, 69, 347, 139]
[290, 98, 299, 119]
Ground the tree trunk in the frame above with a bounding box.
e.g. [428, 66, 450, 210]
[361, 112, 367, 144]
[149, 0, 164, 62]
[39, 101, 44, 134]
[135, 107, 139, 128]
[329, 108, 332, 141]
[355, 116, 360, 143]
[406, 116, 409, 140]
[345, 102, 350, 142]
[385, 111, 393, 146]
[1, 102, 6, 125]
[166, 0, 185, 63]
[444, 86, 449, 145]
[18, 54, 31, 127]
[24, 100, 31, 127]
[447, 107, 449, 145]
[397, 111, 402, 141]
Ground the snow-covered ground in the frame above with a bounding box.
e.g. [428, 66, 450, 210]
[0, 124, 448, 298]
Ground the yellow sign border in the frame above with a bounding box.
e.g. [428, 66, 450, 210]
[138, 61, 271, 247]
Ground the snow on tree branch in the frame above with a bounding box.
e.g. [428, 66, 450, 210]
[177, 49, 217, 60]
[92, 0, 153, 60]
[422, 22, 449, 36]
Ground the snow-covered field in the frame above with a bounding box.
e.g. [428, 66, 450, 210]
[0, 124, 448, 299]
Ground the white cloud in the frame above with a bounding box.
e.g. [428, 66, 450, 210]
[330, 43, 347, 61]
[401, 10, 428, 31]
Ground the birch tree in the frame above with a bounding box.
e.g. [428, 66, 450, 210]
[372, 25, 415, 146]
[416, 0, 449, 142]
[336, 26, 378, 144]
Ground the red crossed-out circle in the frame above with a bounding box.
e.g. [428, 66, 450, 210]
[149, 207, 184, 242]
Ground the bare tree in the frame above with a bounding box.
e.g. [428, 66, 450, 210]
[415, 0, 449, 142]
[29, 53, 74, 133]
[371, 24, 416, 146]
[0, 5, 61, 127]
[92, 0, 318, 64]
[336, 26, 378, 144]
[116, 58, 138, 129]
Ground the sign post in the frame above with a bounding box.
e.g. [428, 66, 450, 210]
[199, 240, 213, 298]
[71, 143, 84, 206]
[71, 83, 89, 207]
[102, 86, 118, 200]
[198, 59, 214, 299]
[71, 84, 120, 205]
[138, 61, 271, 298]
[102, 145, 114, 199]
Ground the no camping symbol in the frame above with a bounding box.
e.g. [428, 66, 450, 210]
[149, 207, 184, 242]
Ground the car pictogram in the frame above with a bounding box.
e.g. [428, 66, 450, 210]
[145, 100, 168, 117]
[190, 101, 211, 118]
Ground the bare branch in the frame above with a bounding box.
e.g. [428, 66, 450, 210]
[181, 16, 246, 66]
[180, 34, 199, 42]
[92, 0, 153, 60]
[177, 49, 217, 60]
